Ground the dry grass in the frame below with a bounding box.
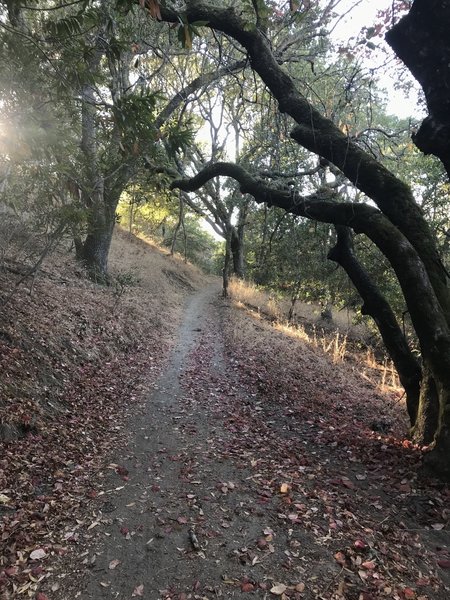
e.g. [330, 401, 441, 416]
[109, 227, 209, 320]
[226, 305, 405, 424]
[228, 277, 403, 397]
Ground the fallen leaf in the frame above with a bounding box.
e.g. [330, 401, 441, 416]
[132, 584, 144, 596]
[431, 523, 445, 530]
[437, 559, 450, 569]
[358, 569, 368, 580]
[334, 551, 346, 566]
[295, 583, 305, 592]
[109, 559, 120, 569]
[241, 582, 255, 592]
[280, 483, 290, 494]
[30, 549, 47, 560]
[341, 477, 354, 489]
[270, 583, 287, 595]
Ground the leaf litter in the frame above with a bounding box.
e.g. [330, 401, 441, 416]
[1, 232, 449, 599]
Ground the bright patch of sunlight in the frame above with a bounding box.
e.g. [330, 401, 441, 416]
[331, 0, 423, 119]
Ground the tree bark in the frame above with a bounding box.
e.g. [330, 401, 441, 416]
[172, 162, 450, 477]
[223, 230, 232, 298]
[386, 0, 450, 176]
[171, 196, 184, 256]
[328, 226, 423, 429]
[230, 226, 245, 278]
[80, 186, 116, 281]
[413, 364, 440, 446]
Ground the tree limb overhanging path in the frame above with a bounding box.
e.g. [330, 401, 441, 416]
[50, 284, 450, 600]
[152, 0, 450, 477]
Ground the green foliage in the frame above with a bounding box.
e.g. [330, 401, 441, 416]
[113, 91, 162, 143]
[163, 120, 196, 157]
[44, 6, 96, 39]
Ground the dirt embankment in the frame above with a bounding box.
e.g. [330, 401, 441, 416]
[0, 228, 210, 598]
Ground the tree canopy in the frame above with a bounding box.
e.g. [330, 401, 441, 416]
[1, 0, 450, 478]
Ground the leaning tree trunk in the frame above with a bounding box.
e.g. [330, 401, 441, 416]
[327, 226, 429, 435]
[386, 1, 450, 464]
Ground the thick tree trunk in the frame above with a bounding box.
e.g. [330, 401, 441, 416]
[80, 189, 116, 281]
[386, 1, 450, 176]
[426, 394, 450, 478]
[81, 227, 114, 280]
[328, 226, 423, 428]
[413, 364, 440, 446]
[223, 231, 232, 298]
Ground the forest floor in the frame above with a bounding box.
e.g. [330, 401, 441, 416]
[1, 230, 449, 600]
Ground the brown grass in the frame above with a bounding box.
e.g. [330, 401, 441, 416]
[228, 277, 402, 397]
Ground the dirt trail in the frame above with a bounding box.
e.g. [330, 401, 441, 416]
[51, 284, 450, 600]
[56, 284, 324, 599]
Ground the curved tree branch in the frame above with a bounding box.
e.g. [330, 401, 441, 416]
[171, 161, 450, 379]
[154, 0, 449, 320]
[328, 226, 422, 428]
[154, 59, 246, 129]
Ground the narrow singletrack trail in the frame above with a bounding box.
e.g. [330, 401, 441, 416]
[52, 284, 449, 600]
[60, 284, 331, 599]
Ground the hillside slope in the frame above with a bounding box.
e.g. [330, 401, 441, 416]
[1, 229, 449, 600]
[0, 228, 210, 597]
